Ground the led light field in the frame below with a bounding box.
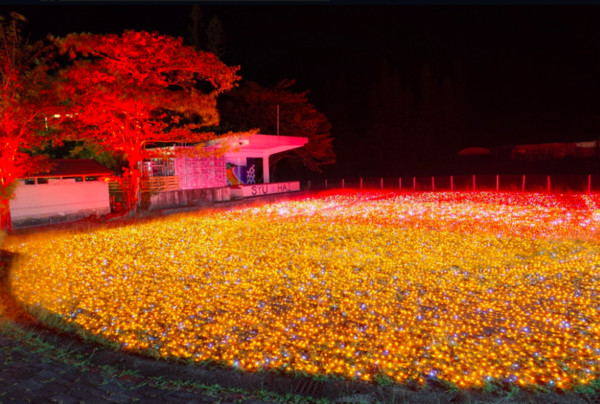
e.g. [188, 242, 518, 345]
[7, 191, 600, 389]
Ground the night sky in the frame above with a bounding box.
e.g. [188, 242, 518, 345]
[5, 4, 600, 177]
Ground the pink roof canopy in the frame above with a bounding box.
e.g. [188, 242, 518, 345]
[211, 134, 309, 158]
[212, 134, 308, 184]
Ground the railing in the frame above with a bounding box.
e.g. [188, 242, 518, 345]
[141, 176, 180, 193]
[307, 174, 600, 194]
[108, 176, 181, 195]
[108, 181, 125, 195]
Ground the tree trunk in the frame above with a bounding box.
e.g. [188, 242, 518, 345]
[0, 198, 12, 232]
[125, 161, 142, 215]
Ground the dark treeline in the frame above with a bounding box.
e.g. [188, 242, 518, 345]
[7, 5, 600, 179]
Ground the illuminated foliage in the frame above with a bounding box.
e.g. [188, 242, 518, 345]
[0, 13, 56, 230]
[55, 30, 241, 211]
[219, 80, 335, 176]
[7, 191, 600, 390]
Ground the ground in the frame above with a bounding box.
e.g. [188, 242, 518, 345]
[1, 193, 600, 404]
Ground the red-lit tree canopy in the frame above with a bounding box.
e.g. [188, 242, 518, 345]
[0, 13, 55, 230]
[219, 80, 335, 178]
[55, 30, 241, 211]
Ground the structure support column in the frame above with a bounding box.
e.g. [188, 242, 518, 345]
[263, 154, 270, 183]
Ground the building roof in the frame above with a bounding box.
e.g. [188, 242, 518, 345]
[29, 159, 113, 178]
[153, 134, 309, 158]
[215, 134, 309, 158]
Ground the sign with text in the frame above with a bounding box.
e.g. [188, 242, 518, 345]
[230, 181, 300, 198]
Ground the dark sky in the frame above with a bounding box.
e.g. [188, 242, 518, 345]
[5, 4, 600, 175]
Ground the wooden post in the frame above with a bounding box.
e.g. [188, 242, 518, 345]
[496, 175, 499, 192]
[360, 177, 363, 190]
[431, 176, 435, 192]
[472, 175, 476, 191]
[450, 175, 454, 192]
[381, 177, 383, 189]
[413, 176, 416, 191]
[399, 177, 402, 190]
[325, 179, 328, 188]
[308, 180, 311, 189]
[522, 175, 526, 192]
[589, 174, 592, 194]
[342, 178, 345, 189]
[547, 176, 551, 194]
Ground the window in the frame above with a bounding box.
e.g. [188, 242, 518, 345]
[37, 177, 61, 184]
[142, 158, 176, 177]
[63, 176, 84, 182]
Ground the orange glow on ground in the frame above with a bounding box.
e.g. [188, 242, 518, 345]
[6, 191, 600, 390]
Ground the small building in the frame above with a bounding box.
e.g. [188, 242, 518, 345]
[457, 139, 600, 175]
[11, 159, 113, 228]
[510, 141, 599, 160]
[457, 140, 600, 162]
[138, 134, 308, 210]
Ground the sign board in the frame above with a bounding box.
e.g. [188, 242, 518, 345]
[230, 181, 300, 198]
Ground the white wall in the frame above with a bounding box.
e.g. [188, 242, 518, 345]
[10, 180, 111, 221]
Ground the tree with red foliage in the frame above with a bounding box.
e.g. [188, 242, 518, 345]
[0, 13, 55, 231]
[219, 80, 335, 179]
[55, 30, 240, 212]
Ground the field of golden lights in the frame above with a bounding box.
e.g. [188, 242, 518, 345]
[6, 190, 600, 390]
